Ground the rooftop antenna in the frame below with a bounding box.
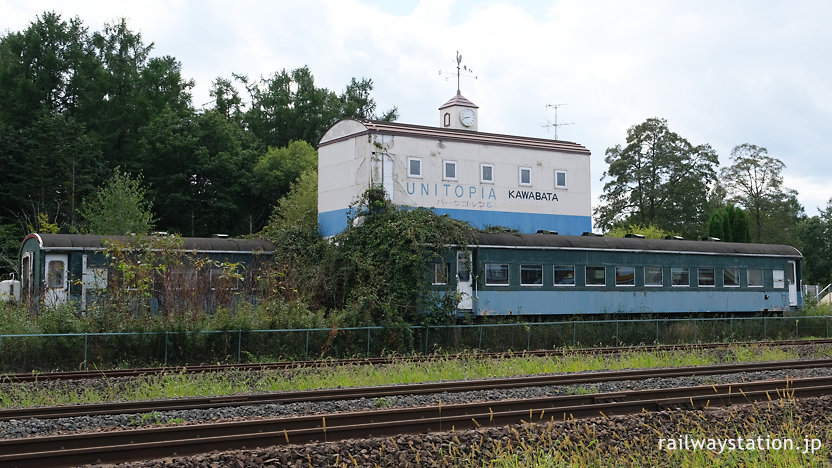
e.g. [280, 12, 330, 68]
[541, 103, 574, 140]
[438, 50, 477, 93]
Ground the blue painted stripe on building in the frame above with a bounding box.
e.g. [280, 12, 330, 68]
[474, 290, 794, 316]
[319, 207, 591, 237]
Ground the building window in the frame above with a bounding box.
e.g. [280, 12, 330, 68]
[443, 112, 450, 127]
[432, 263, 449, 285]
[773, 269, 785, 288]
[555, 170, 567, 189]
[481, 164, 494, 183]
[519, 167, 532, 186]
[408, 157, 422, 178]
[443, 160, 457, 181]
[748, 269, 763, 287]
[616, 266, 635, 286]
[586, 266, 605, 286]
[644, 266, 663, 287]
[698, 268, 715, 287]
[554, 265, 575, 285]
[671, 267, 690, 287]
[485, 263, 509, 286]
[724, 268, 739, 287]
[520, 265, 543, 286]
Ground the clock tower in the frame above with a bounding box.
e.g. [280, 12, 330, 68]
[439, 91, 479, 131]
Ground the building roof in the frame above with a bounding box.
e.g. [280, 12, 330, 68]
[438, 92, 479, 109]
[319, 119, 591, 155]
[21, 234, 275, 255]
[474, 232, 802, 257]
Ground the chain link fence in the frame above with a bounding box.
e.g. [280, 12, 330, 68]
[2, 316, 830, 372]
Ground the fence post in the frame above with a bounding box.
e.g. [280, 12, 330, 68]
[572, 322, 577, 347]
[83, 334, 88, 370]
[367, 327, 371, 357]
[763, 317, 767, 340]
[237, 330, 242, 363]
[164, 331, 169, 366]
[795, 318, 799, 339]
[827, 316, 830, 339]
[729, 318, 733, 341]
[305, 330, 310, 359]
[654, 319, 659, 344]
[527, 324, 532, 351]
[424, 326, 430, 355]
[615, 320, 619, 346]
[478, 325, 483, 351]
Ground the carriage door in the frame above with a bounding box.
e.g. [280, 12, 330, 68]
[456, 250, 473, 310]
[788, 261, 798, 307]
[44, 254, 68, 307]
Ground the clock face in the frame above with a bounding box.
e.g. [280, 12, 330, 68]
[459, 108, 476, 127]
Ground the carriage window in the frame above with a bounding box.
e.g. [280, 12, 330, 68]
[586, 266, 606, 286]
[724, 268, 739, 287]
[520, 265, 543, 286]
[644, 266, 663, 287]
[485, 263, 509, 286]
[554, 265, 575, 286]
[432, 263, 449, 285]
[698, 268, 715, 287]
[748, 269, 763, 287]
[671, 267, 690, 287]
[616, 266, 635, 286]
[47, 260, 65, 288]
[773, 269, 785, 289]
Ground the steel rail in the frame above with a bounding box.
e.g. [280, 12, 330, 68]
[4, 338, 831, 383]
[2, 357, 832, 422]
[0, 375, 828, 467]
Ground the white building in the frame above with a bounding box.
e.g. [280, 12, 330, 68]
[317, 92, 592, 237]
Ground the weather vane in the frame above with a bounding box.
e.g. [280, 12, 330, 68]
[438, 50, 477, 94]
[541, 103, 574, 140]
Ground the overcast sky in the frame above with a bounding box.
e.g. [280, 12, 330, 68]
[3, 0, 830, 219]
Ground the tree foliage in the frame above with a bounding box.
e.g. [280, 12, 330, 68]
[706, 205, 751, 243]
[720, 144, 804, 243]
[79, 170, 155, 235]
[605, 224, 676, 239]
[595, 118, 718, 238]
[253, 140, 318, 208]
[797, 199, 832, 286]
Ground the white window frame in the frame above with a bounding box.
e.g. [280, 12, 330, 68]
[443, 160, 457, 181]
[644, 266, 663, 287]
[748, 269, 763, 288]
[480, 163, 494, 184]
[671, 267, 690, 287]
[519, 166, 532, 186]
[555, 170, 568, 189]
[485, 263, 510, 286]
[432, 263, 449, 285]
[615, 266, 635, 287]
[773, 269, 785, 289]
[723, 268, 740, 287]
[585, 266, 606, 287]
[407, 157, 422, 178]
[520, 264, 544, 287]
[697, 268, 716, 287]
[554, 265, 575, 286]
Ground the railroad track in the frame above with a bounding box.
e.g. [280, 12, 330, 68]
[2, 356, 832, 421]
[3, 337, 831, 383]
[1, 375, 829, 467]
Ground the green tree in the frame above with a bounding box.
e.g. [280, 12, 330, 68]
[720, 144, 804, 243]
[79, 170, 155, 235]
[595, 118, 718, 238]
[797, 199, 832, 286]
[605, 224, 676, 239]
[253, 140, 318, 207]
[706, 205, 751, 243]
[263, 169, 319, 235]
